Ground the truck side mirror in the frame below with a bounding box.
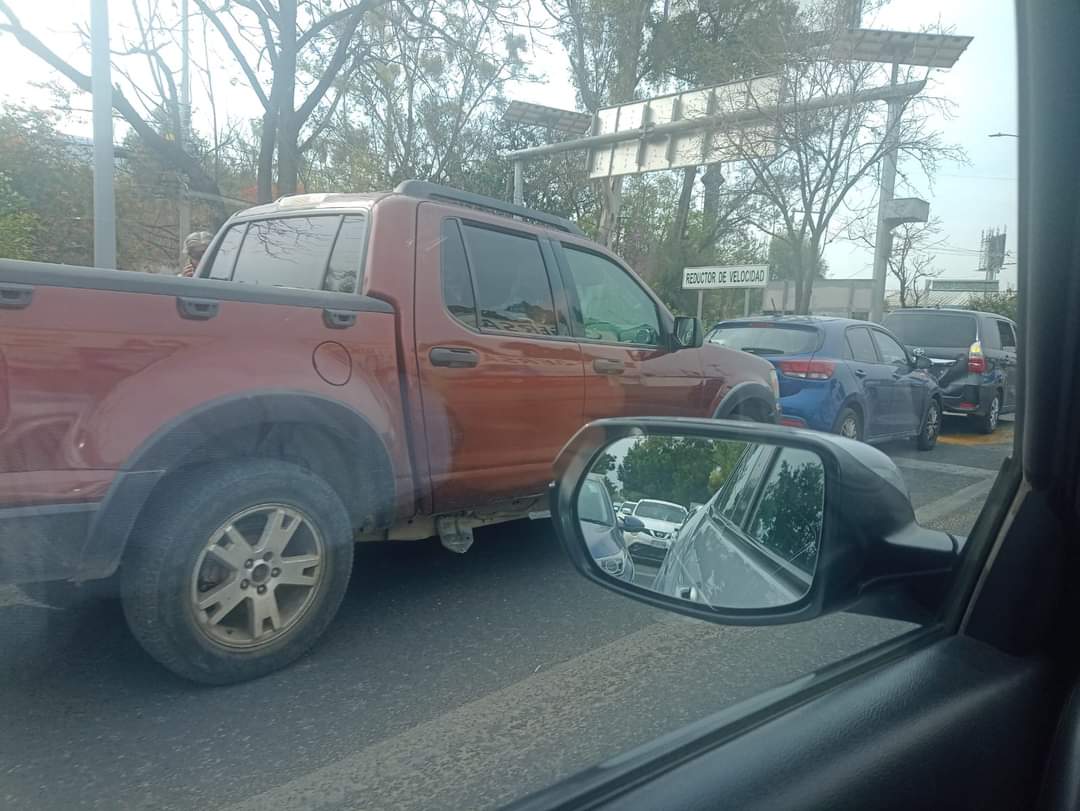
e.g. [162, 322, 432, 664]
[672, 316, 703, 349]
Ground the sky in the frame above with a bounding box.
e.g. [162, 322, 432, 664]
[0, 0, 1017, 288]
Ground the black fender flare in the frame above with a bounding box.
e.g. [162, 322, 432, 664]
[713, 381, 779, 422]
[76, 390, 395, 581]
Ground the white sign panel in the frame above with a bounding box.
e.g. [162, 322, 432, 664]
[683, 265, 769, 290]
[588, 76, 779, 179]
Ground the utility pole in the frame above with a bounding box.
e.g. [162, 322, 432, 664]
[869, 62, 901, 323]
[90, 0, 116, 269]
[178, 0, 192, 261]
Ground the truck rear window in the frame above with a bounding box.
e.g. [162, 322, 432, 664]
[883, 313, 976, 348]
[708, 324, 821, 355]
[220, 214, 368, 292]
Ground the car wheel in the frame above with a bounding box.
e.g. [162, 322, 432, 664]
[728, 399, 771, 423]
[122, 459, 354, 684]
[917, 399, 941, 451]
[977, 394, 1001, 434]
[834, 407, 863, 441]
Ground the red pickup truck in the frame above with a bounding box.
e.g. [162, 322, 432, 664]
[0, 182, 779, 683]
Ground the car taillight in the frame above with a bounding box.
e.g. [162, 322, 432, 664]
[967, 341, 986, 373]
[778, 359, 835, 380]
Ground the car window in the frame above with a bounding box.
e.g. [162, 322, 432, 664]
[323, 215, 367, 293]
[579, 479, 614, 526]
[846, 327, 879, 363]
[561, 246, 660, 345]
[746, 448, 825, 576]
[872, 330, 909, 367]
[716, 445, 775, 527]
[634, 500, 688, 524]
[460, 223, 557, 336]
[207, 224, 245, 280]
[708, 324, 820, 355]
[440, 219, 478, 329]
[883, 313, 978, 348]
[997, 320, 1017, 350]
[232, 216, 341, 289]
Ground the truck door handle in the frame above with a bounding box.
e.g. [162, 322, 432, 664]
[176, 296, 219, 320]
[430, 346, 479, 368]
[323, 309, 356, 329]
[593, 358, 625, 375]
[854, 368, 867, 378]
[0, 283, 33, 310]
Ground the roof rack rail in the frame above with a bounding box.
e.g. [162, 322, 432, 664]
[393, 180, 585, 236]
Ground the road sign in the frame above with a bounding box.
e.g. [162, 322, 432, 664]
[587, 77, 779, 179]
[683, 265, 769, 290]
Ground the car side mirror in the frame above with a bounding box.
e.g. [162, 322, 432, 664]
[671, 316, 703, 349]
[914, 355, 933, 370]
[550, 419, 960, 626]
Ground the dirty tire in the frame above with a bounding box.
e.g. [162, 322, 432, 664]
[122, 460, 354, 685]
[917, 398, 941, 451]
[834, 407, 863, 441]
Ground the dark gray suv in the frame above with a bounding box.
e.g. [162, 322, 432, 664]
[882, 308, 1018, 433]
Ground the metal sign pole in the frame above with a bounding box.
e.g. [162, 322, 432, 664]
[870, 62, 901, 323]
[744, 288, 751, 317]
[91, 0, 116, 269]
[513, 160, 524, 206]
[696, 290, 704, 321]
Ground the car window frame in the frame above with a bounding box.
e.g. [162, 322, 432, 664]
[869, 328, 911, 368]
[845, 325, 881, 364]
[453, 217, 572, 341]
[995, 318, 1018, 351]
[552, 241, 666, 349]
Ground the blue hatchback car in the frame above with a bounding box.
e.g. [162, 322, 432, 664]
[707, 316, 942, 450]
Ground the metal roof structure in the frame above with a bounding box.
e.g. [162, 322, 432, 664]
[503, 101, 592, 135]
[829, 29, 973, 68]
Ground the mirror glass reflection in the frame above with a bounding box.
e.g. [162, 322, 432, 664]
[577, 435, 825, 610]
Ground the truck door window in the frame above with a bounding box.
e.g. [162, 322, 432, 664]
[871, 330, 909, 367]
[441, 219, 479, 329]
[846, 327, 879, 363]
[232, 216, 340, 289]
[323, 215, 367, 293]
[561, 246, 661, 346]
[207, 224, 245, 280]
[460, 223, 557, 336]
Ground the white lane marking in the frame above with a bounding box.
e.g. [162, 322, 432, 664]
[891, 456, 997, 479]
[915, 478, 996, 528]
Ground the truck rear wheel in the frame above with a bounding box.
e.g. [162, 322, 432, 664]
[122, 460, 354, 684]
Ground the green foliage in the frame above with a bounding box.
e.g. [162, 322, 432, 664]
[616, 436, 747, 507]
[967, 289, 1018, 322]
[749, 459, 824, 571]
[0, 170, 38, 259]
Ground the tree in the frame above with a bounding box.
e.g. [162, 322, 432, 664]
[618, 436, 746, 507]
[0, 171, 38, 260]
[852, 216, 944, 308]
[722, 4, 963, 313]
[967, 289, 1019, 322]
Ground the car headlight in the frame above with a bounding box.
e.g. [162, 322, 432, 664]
[596, 550, 627, 576]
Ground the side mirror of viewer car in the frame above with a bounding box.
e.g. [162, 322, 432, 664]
[550, 418, 961, 626]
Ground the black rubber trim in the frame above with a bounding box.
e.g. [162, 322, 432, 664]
[0, 502, 99, 585]
[0, 259, 395, 315]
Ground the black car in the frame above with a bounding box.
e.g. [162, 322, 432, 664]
[883, 308, 1018, 433]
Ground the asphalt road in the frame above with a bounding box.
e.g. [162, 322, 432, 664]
[0, 415, 1014, 811]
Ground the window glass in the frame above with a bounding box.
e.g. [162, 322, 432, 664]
[882, 313, 977, 348]
[579, 478, 614, 526]
[708, 324, 820, 355]
[872, 330, 909, 366]
[207, 224, 245, 280]
[323, 215, 367, 293]
[997, 320, 1017, 349]
[460, 224, 557, 335]
[233, 216, 341, 289]
[717, 445, 774, 527]
[562, 247, 660, 345]
[633, 500, 687, 524]
[441, 220, 478, 328]
[846, 327, 879, 363]
[747, 448, 825, 576]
